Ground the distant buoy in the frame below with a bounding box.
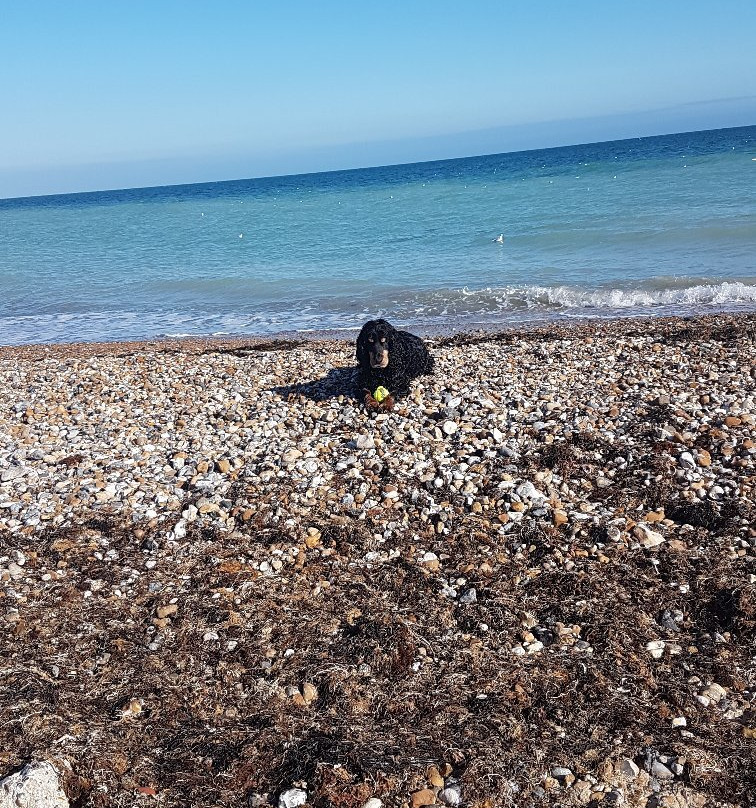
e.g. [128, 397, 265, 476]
[239, 233, 244, 238]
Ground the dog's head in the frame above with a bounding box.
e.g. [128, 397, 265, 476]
[356, 318, 395, 369]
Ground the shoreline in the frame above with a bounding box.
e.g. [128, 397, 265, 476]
[1, 307, 754, 807]
[1, 308, 755, 361]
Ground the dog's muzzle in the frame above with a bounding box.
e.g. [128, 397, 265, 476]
[370, 350, 389, 368]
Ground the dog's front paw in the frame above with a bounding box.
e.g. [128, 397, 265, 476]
[363, 388, 394, 412]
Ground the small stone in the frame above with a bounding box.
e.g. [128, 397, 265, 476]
[156, 604, 178, 619]
[672, 716, 687, 727]
[0, 466, 25, 482]
[701, 683, 726, 703]
[724, 416, 741, 427]
[551, 766, 576, 786]
[553, 509, 568, 527]
[459, 588, 477, 604]
[216, 458, 232, 474]
[421, 551, 440, 571]
[0, 761, 68, 808]
[516, 481, 546, 502]
[356, 434, 375, 449]
[697, 449, 712, 466]
[438, 785, 462, 806]
[619, 758, 639, 778]
[646, 639, 665, 658]
[302, 682, 318, 705]
[410, 789, 437, 808]
[121, 698, 143, 717]
[427, 765, 444, 789]
[282, 449, 303, 464]
[278, 788, 307, 808]
[442, 421, 458, 436]
[6, 562, 23, 579]
[678, 451, 696, 469]
[634, 524, 665, 548]
[362, 800, 383, 808]
[651, 761, 674, 780]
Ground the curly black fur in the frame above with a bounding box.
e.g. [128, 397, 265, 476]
[356, 318, 434, 397]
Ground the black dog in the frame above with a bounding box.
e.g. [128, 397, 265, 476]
[356, 318, 434, 397]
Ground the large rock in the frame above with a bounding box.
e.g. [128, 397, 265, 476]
[0, 762, 68, 808]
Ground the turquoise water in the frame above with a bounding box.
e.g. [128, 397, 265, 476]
[1, 126, 754, 345]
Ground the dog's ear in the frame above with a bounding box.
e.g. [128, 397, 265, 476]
[356, 321, 372, 363]
[356, 334, 367, 364]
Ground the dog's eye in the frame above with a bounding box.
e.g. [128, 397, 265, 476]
[380, 338, 386, 343]
[368, 338, 374, 343]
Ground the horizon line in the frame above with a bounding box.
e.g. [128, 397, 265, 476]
[2, 122, 754, 204]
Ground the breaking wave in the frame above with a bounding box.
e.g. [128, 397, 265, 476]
[459, 279, 756, 311]
[382, 280, 756, 320]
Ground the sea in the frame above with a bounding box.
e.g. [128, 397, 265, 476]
[1, 125, 755, 346]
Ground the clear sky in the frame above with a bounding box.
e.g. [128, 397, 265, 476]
[2, 0, 755, 198]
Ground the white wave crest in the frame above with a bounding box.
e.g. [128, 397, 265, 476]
[457, 280, 756, 310]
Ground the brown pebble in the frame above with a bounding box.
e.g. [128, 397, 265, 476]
[553, 509, 568, 527]
[410, 789, 437, 807]
[302, 682, 318, 705]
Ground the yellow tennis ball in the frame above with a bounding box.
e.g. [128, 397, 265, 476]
[373, 386, 390, 403]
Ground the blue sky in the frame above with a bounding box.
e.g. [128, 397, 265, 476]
[2, 0, 755, 198]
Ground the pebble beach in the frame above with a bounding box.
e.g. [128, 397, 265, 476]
[1, 312, 755, 808]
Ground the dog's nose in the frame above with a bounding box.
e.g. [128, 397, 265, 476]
[371, 348, 389, 368]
